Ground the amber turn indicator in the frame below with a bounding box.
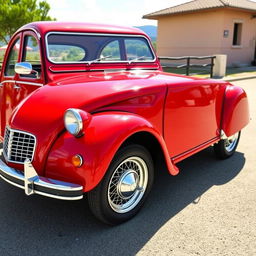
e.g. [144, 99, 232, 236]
[72, 155, 83, 167]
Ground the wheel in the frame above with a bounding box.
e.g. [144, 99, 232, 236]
[214, 131, 241, 159]
[87, 144, 154, 225]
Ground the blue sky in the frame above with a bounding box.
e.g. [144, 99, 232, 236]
[46, 0, 256, 26]
[46, 0, 192, 26]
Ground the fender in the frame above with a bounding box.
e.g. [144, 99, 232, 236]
[45, 111, 179, 192]
[221, 85, 249, 137]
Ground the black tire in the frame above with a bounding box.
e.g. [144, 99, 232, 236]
[214, 131, 241, 159]
[87, 144, 154, 225]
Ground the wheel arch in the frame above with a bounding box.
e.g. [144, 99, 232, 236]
[120, 131, 171, 175]
[221, 85, 249, 137]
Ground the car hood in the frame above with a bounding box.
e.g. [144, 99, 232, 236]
[10, 71, 195, 131]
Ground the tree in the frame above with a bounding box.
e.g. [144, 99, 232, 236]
[0, 0, 55, 44]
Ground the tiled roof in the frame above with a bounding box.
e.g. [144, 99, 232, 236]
[143, 0, 256, 19]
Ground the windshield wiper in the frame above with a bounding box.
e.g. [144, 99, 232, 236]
[87, 55, 112, 65]
[128, 56, 146, 64]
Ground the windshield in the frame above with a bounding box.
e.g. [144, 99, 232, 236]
[46, 33, 155, 64]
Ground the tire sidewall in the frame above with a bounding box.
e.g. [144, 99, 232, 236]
[214, 131, 241, 159]
[98, 144, 154, 225]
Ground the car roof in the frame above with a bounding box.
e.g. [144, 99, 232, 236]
[18, 21, 147, 37]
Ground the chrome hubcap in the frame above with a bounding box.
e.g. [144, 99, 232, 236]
[107, 156, 148, 213]
[117, 170, 139, 199]
[224, 133, 239, 152]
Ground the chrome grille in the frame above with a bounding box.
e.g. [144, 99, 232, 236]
[3, 127, 36, 164]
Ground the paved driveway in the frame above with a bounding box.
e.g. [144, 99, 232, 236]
[0, 78, 255, 256]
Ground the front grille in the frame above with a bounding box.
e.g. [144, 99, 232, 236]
[3, 127, 36, 164]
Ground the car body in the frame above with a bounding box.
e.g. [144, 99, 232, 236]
[0, 22, 249, 224]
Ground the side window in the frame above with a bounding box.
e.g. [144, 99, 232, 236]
[4, 38, 20, 76]
[22, 35, 41, 78]
[125, 39, 154, 61]
[101, 40, 121, 61]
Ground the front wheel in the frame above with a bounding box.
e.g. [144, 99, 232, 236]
[87, 144, 154, 225]
[214, 131, 241, 159]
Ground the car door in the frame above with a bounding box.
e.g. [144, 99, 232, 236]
[164, 82, 226, 158]
[0, 31, 44, 139]
[14, 31, 44, 111]
[0, 34, 21, 138]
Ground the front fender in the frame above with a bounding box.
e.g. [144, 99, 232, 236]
[45, 112, 178, 192]
[221, 85, 250, 137]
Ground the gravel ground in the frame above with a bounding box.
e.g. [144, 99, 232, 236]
[0, 78, 255, 256]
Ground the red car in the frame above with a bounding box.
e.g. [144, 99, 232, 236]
[0, 22, 249, 225]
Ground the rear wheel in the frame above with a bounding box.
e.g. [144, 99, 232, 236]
[214, 131, 241, 159]
[87, 144, 154, 225]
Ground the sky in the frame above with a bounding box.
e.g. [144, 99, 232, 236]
[46, 0, 192, 26]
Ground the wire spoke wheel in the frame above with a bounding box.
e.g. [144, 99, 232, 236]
[107, 156, 148, 213]
[87, 144, 154, 225]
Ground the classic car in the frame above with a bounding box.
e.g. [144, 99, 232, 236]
[0, 22, 249, 225]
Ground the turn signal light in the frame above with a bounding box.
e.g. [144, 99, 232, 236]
[72, 154, 83, 167]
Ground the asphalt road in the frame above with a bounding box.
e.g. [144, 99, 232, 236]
[0, 78, 256, 256]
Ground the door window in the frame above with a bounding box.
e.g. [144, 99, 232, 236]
[22, 35, 41, 78]
[4, 38, 20, 77]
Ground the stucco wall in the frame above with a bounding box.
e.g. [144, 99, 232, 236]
[156, 8, 256, 66]
[220, 9, 256, 65]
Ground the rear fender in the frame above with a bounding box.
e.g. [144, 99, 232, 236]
[221, 85, 249, 137]
[45, 112, 179, 192]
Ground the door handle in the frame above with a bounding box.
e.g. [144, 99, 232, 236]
[13, 85, 20, 89]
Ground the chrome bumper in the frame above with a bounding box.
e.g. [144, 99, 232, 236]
[0, 157, 83, 200]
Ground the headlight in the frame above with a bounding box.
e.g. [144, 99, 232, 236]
[64, 109, 84, 137]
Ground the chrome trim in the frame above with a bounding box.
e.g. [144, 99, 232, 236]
[1, 80, 43, 87]
[0, 158, 83, 200]
[45, 32, 156, 65]
[64, 109, 84, 137]
[24, 159, 38, 195]
[220, 130, 228, 139]
[3, 127, 37, 164]
[0, 83, 3, 87]
[13, 85, 21, 89]
[1, 80, 15, 84]
[16, 81, 43, 87]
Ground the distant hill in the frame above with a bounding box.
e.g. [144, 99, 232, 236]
[135, 25, 157, 40]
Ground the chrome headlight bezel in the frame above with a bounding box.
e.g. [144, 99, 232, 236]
[64, 109, 84, 137]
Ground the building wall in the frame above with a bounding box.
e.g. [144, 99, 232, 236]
[220, 9, 256, 65]
[156, 8, 256, 66]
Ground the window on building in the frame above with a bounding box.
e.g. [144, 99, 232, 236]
[233, 23, 242, 46]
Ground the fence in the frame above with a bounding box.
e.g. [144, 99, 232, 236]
[159, 55, 216, 78]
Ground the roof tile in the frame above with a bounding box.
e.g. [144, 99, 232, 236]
[143, 0, 256, 19]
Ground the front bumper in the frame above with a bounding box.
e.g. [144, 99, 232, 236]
[0, 156, 83, 200]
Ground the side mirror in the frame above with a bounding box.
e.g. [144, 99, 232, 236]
[15, 62, 32, 75]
